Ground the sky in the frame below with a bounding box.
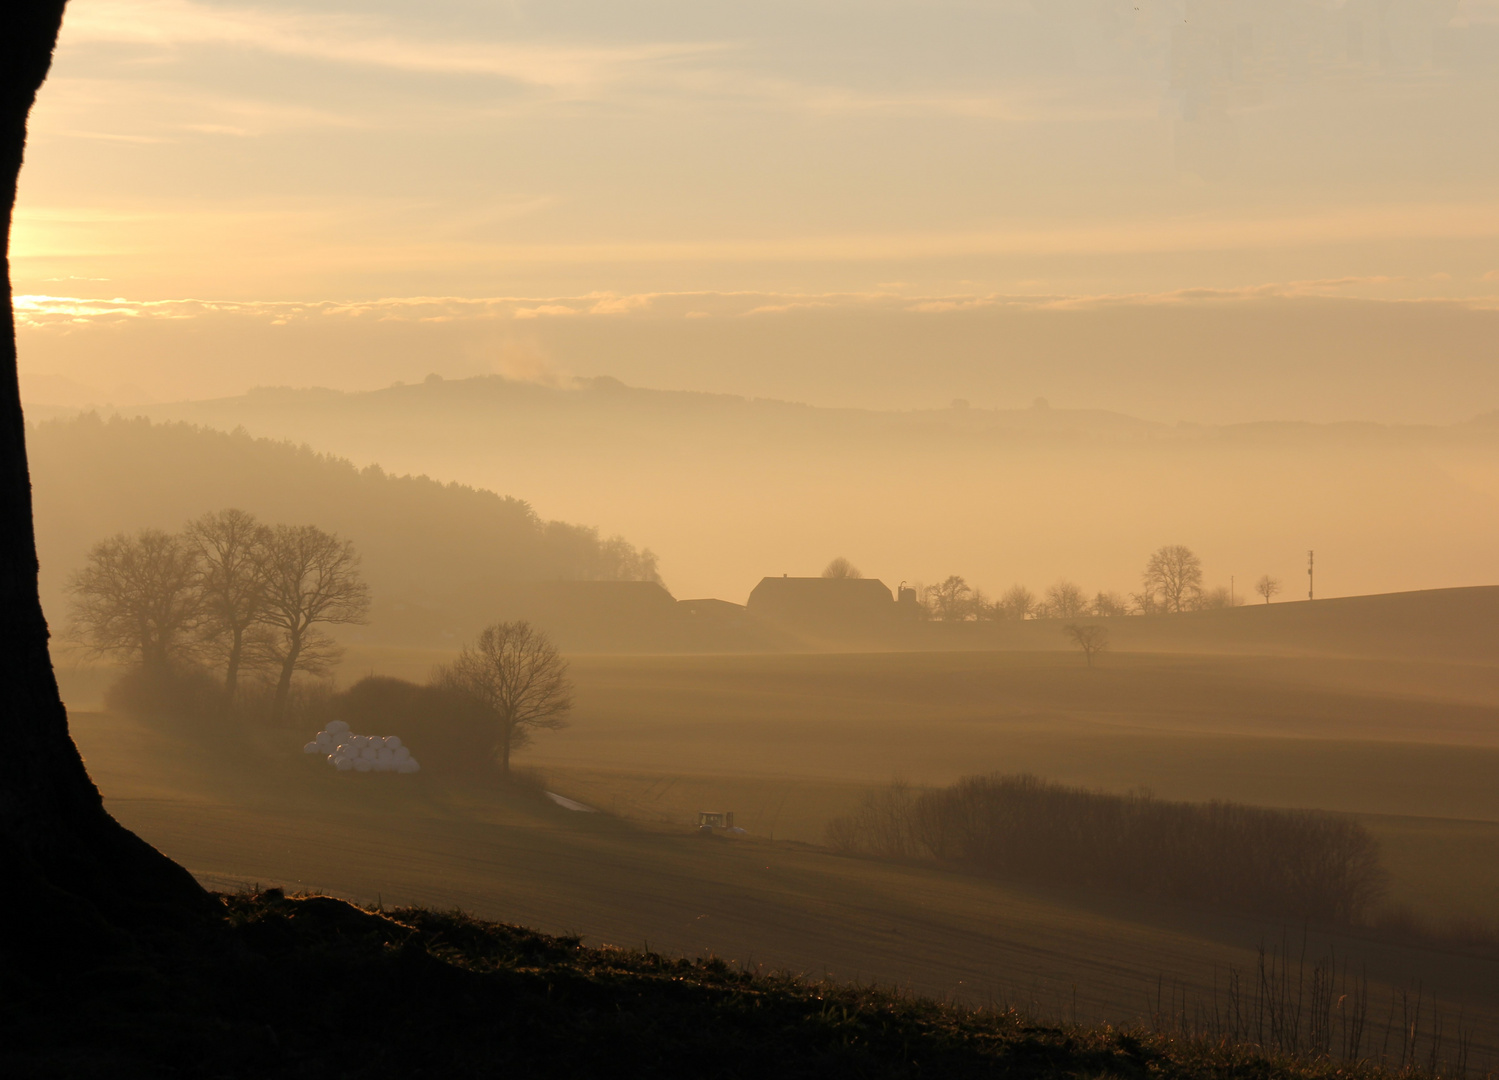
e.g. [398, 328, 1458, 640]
[11, 0, 1499, 419]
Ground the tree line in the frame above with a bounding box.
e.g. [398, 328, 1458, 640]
[826, 774, 1386, 925]
[67, 509, 369, 720]
[911, 544, 1283, 621]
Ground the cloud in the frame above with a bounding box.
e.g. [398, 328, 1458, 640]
[33, 76, 370, 142]
[15, 282, 1499, 336]
[587, 293, 656, 315]
[511, 304, 580, 319]
[61, 0, 718, 92]
[744, 301, 835, 316]
[51, 1, 1154, 127]
[42, 199, 1485, 272]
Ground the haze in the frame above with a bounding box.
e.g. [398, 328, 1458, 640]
[14, 0, 1499, 419]
[14, 3, 1499, 1070]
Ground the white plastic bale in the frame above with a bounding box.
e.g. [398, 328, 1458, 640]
[393, 746, 411, 761]
[374, 758, 394, 772]
[327, 720, 350, 734]
[395, 759, 419, 774]
[334, 756, 355, 772]
[376, 748, 394, 765]
[303, 742, 321, 754]
[359, 746, 377, 761]
[386, 736, 402, 750]
[316, 732, 334, 748]
[353, 758, 373, 773]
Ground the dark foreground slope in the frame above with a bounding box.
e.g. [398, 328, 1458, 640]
[0, 889, 1424, 1080]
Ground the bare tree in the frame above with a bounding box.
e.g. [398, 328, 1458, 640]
[997, 584, 1035, 620]
[1091, 591, 1130, 617]
[259, 524, 370, 720]
[2, 3, 210, 932]
[1256, 575, 1281, 604]
[969, 587, 993, 620]
[66, 528, 204, 674]
[433, 621, 572, 775]
[1063, 623, 1109, 667]
[926, 575, 974, 620]
[1042, 579, 1088, 619]
[1142, 545, 1203, 613]
[186, 508, 269, 699]
[821, 556, 862, 579]
[1195, 585, 1240, 610]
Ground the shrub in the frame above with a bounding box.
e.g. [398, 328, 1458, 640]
[827, 781, 924, 858]
[236, 676, 338, 729]
[332, 676, 497, 779]
[104, 664, 227, 724]
[829, 774, 1386, 925]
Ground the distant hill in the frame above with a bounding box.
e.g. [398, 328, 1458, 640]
[84, 374, 1499, 606]
[124, 374, 1171, 452]
[29, 414, 664, 650]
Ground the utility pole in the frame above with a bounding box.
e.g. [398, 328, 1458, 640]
[1230, 575, 1235, 606]
[1307, 549, 1314, 600]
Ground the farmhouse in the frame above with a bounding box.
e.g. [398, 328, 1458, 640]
[746, 576, 906, 630]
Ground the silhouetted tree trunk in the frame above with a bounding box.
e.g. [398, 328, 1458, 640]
[1, 1, 208, 950]
[272, 625, 303, 715]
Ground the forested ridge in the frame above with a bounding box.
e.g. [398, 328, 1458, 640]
[29, 414, 661, 644]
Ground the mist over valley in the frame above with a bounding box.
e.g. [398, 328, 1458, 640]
[8, 1, 1499, 1074]
[42, 371, 1499, 605]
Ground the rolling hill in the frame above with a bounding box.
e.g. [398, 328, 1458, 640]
[28, 413, 663, 651]
[101, 374, 1499, 606]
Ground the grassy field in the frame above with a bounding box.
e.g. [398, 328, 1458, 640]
[486, 767, 1499, 927]
[64, 645, 1499, 923]
[59, 643, 1499, 1068]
